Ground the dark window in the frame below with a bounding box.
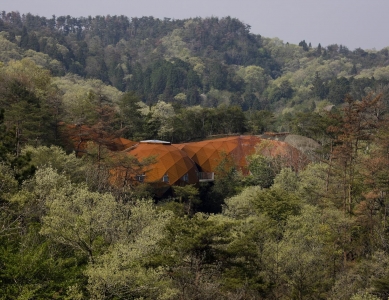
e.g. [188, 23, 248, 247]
[162, 174, 169, 183]
[136, 174, 146, 182]
[182, 173, 189, 182]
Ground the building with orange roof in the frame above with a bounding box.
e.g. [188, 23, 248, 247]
[61, 126, 308, 195]
[121, 140, 199, 195]
[175, 136, 253, 179]
[176, 136, 265, 171]
[175, 135, 308, 178]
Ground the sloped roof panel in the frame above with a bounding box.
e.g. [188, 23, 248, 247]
[159, 154, 176, 169]
[178, 136, 263, 173]
[126, 143, 199, 186]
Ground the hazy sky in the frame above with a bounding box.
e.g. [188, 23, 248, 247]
[2, 0, 388, 50]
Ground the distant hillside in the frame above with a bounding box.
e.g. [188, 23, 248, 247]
[1, 11, 388, 113]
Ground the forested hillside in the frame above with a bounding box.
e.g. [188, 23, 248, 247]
[1, 11, 389, 299]
[1, 12, 389, 111]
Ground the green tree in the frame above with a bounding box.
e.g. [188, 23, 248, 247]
[157, 213, 234, 299]
[0, 59, 56, 150]
[0, 108, 36, 183]
[311, 72, 328, 99]
[253, 187, 301, 223]
[19, 26, 29, 49]
[117, 91, 145, 139]
[22, 145, 86, 183]
[30, 168, 122, 262]
[272, 167, 299, 192]
[298, 40, 309, 51]
[317, 43, 322, 55]
[85, 201, 175, 299]
[278, 205, 337, 299]
[245, 153, 277, 188]
[208, 152, 242, 213]
[328, 76, 350, 105]
[246, 110, 275, 134]
[172, 184, 200, 215]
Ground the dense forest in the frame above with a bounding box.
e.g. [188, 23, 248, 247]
[1, 11, 389, 299]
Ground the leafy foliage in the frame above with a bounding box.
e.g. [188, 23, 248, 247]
[1, 9, 389, 300]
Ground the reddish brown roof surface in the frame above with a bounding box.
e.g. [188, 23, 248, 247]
[257, 139, 308, 171]
[61, 124, 307, 191]
[126, 142, 198, 186]
[175, 135, 307, 173]
[175, 136, 261, 173]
